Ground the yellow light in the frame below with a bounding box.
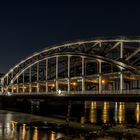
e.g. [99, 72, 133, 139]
[22, 124, 26, 140]
[90, 101, 97, 123]
[81, 117, 85, 126]
[51, 131, 56, 140]
[136, 103, 140, 123]
[33, 127, 38, 140]
[23, 86, 27, 89]
[102, 80, 105, 84]
[72, 82, 77, 86]
[52, 84, 55, 87]
[118, 102, 125, 124]
[91, 80, 98, 83]
[10, 121, 18, 130]
[102, 102, 109, 123]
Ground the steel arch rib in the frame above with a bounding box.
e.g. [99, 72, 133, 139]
[3, 39, 140, 77]
[4, 52, 140, 87]
[1, 38, 140, 86]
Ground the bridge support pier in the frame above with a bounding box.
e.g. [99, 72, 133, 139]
[66, 101, 71, 125]
[68, 79, 70, 94]
[68, 55, 71, 94]
[82, 57, 85, 93]
[120, 71, 123, 94]
[30, 100, 40, 113]
[17, 77, 19, 93]
[46, 58, 48, 93]
[98, 61, 102, 94]
[56, 56, 59, 93]
[120, 42, 124, 94]
[23, 72, 25, 93]
[11, 86, 14, 93]
[29, 84, 32, 93]
[82, 78, 85, 94]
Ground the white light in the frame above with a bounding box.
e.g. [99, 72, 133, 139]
[7, 92, 11, 96]
[56, 133, 64, 139]
[58, 89, 61, 94]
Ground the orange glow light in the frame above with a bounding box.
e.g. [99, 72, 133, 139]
[72, 82, 77, 86]
[102, 80, 105, 84]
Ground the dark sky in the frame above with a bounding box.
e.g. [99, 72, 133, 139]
[0, 0, 140, 73]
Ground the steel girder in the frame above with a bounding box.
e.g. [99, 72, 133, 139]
[1, 38, 140, 88]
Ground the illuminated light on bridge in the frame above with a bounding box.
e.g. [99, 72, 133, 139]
[1, 38, 140, 94]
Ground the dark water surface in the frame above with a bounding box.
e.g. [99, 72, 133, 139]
[0, 110, 66, 140]
[1, 101, 140, 139]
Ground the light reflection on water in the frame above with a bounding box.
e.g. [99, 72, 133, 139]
[0, 102, 140, 139]
[102, 102, 109, 124]
[136, 103, 140, 124]
[83, 101, 140, 126]
[118, 102, 125, 124]
[51, 131, 56, 140]
[0, 110, 60, 140]
[89, 101, 97, 123]
[22, 124, 26, 140]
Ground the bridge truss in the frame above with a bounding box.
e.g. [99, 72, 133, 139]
[1, 38, 140, 94]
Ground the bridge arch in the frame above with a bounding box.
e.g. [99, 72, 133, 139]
[1, 38, 140, 94]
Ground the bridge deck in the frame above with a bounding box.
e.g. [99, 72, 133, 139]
[1, 93, 140, 102]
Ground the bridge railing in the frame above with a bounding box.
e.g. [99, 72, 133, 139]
[69, 90, 140, 94]
[1, 89, 140, 95]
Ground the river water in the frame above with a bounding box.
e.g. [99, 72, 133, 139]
[1, 101, 140, 139]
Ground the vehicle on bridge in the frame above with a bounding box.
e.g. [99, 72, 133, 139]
[1, 37, 140, 94]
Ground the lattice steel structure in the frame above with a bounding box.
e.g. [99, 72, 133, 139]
[1, 38, 140, 94]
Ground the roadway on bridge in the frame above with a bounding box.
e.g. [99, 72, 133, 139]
[1, 93, 140, 102]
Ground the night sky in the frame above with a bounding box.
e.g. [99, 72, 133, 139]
[0, 0, 140, 73]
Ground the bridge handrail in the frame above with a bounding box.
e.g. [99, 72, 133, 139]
[1, 89, 140, 96]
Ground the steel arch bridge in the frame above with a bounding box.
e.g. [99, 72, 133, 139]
[1, 38, 140, 94]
